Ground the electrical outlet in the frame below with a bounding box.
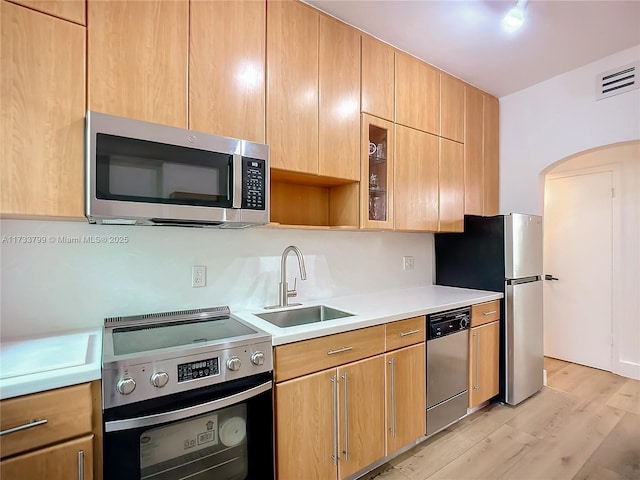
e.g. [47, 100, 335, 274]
[402, 256, 414, 271]
[192, 265, 206, 287]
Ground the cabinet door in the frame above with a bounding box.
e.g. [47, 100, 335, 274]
[266, 0, 318, 174]
[469, 321, 500, 407]
[189, 0, 265, 143]
[361, 114, 394, 230]
[395, 52, 440, 135]
[439, 138, 464, 232]
[275, 369, 336, 480]
[337, 356, 385, 480]
[386, 344, 426, 454]
[0, 435, 93, 479]
[463, 86, 484, 216]
[394, 125, 439, 231]
[361, 35, 394, 122]
[87, 0, 188, 127]
[1, 1, 85, 218]
[483, 95, 500, 216]
[440, 74, 464, 143]
[9, 0, 85, 24]
[319, 15, 360, 181]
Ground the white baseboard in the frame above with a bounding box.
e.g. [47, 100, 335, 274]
[614, 360, 640, 380]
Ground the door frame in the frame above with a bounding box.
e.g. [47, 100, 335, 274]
[544, 163, 621, 374]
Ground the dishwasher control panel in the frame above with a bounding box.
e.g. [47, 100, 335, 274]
[428, 307, 470, 339]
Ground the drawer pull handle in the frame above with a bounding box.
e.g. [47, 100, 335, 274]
[327, 346, 352, 355]
[0, 418, 48, 436]
[483, 310, 497, 316]
[400, 329, 420, 337]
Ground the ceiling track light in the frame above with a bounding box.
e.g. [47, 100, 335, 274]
[503, 0, 527, 32]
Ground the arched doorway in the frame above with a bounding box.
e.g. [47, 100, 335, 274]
[542, 141, 639, 379]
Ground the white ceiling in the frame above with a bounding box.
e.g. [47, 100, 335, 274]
[306, 0, 640, 98]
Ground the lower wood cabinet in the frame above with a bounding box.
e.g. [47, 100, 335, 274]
[275, 355, 385, 480]
[0, 381, 101, 480]
[468, 320, 500, 407]
[0, 435, 93, 480]
[385, 343, 426, 454]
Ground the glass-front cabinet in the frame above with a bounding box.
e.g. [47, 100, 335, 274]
[361, 114, 394, 229]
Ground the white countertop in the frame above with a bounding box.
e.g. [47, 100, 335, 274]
[0, 328, 102, 400]
[234, 284, 503, 346]
[0, 285, 501, 399]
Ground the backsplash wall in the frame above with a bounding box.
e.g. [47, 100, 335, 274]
[0, 220, 434, 339]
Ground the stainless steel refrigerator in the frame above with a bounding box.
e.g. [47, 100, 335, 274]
[435, 214, 543, 405]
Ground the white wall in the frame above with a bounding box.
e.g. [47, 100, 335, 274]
[500, 44, 640, 216]
[501, 46, 640, 380]
[0, 220, 433, 339]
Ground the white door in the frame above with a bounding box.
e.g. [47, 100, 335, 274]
[543, 169, 613, 371]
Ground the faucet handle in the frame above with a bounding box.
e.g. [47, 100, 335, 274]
[287, 277, 298, 298]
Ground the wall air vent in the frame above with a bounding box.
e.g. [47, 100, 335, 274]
[596, 62, 639, 100]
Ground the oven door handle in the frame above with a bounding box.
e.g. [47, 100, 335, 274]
[105, 381, 272, 433]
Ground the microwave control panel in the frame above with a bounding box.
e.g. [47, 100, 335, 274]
[242, 158, 266, 210]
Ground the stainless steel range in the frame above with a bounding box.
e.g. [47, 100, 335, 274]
[101, 306, 274, 480]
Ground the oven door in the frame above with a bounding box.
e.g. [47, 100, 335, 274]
[103, 373, 273, 480]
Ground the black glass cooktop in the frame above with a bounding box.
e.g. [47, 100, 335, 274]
[112, 316, 257, 355]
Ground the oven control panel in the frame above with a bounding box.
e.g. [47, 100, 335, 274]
[178, 358, 219, 382]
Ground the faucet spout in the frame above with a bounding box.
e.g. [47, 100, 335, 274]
[265, 245, 307, 309]
[281, 245, 307, 284]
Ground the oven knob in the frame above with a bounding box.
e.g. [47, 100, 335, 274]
[226, 357, 242, 371]
[150, 371, 169, 388]
[460, 317, 469, 329]
[116, 377, 136, 395]
[250, 351, 265, 366]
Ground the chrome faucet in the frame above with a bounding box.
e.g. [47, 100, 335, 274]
[266, 245, 307, 309]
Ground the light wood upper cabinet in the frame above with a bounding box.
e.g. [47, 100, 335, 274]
[361, 34, 395, 122]
[87, 0, 188, 128]
[318, 15, 360, 181]
[0, 1, 85, 218]
[0, 435, 94, 480]
[9, 0, 85, 24]
[189, 0, 265, 143]
[395, 52, 440, 135]
[394, 125, 439, 231]
[464, 86, 484, 216]
[483, 95, 500, 216]
[361, 114, 395, 230]
[440, 73, 464, 143]
[275, 369, 335, 480]
[386, 343, 426, 454]
[439, 138, 464, 232]
[464, 86, 500, 217]
[337, 356, 385, 480]
[469, 320, 500, 408]
[266, 0, 318, 174]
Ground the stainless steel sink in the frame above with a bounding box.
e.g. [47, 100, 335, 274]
[256, 305, 353, 328]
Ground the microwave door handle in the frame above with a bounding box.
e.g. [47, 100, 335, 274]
[232, 154, 242, 209]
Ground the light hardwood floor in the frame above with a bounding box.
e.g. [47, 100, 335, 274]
[362, 357, 640, 480]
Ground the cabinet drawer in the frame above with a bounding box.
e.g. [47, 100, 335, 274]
[274, 325, 385, 382]
[385, 316, 425, 351]
[0, 383, 93, 458]
[471, 300, 500, 327]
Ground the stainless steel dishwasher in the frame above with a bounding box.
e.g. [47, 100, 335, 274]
[426, 307, 470, 436]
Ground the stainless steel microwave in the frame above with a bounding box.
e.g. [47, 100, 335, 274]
[85, 111, 269, 228]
